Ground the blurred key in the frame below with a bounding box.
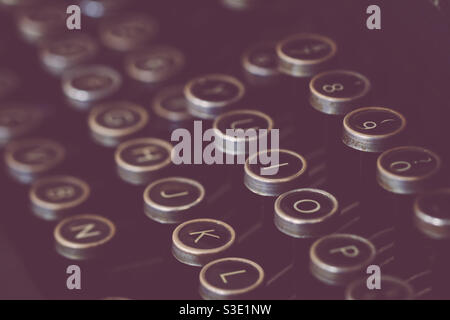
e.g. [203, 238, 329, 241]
[39, 34, 99, 76]
[241, 42, 281, 87]
[61, 65, 122, 111]
[88, 100, 149, 147]
[276, 33, 337, 78]
[29, 175, 91, 221]
[199, 257, 265, 300]
[345, 276, 414, 300]
[0, 102, 45, 146]
[184, 73, 246, 119]
[124, 45, 185, 89]
[4, 138, 65, 184]
[15, 3, 66, 44]
[143, 176, 205, 224]
[98, 13, 158, 52]
[80, 0, 131, 18]
[54, 214, 116, 260]
[172, 218, 235, 266]
[114, 137, 172, 185]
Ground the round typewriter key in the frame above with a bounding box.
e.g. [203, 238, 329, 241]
[414, 189, 450, 240]
[309, 70, 371, 116]
[342, 107, 407, 153]
[241, 42, 280, 86]
[221, 0, 259, 11]
[39, 34, 99, 76]
[276, 33, 337, 78]
[80, 0, 130, 18]
[244, 149, 308, 196]
[199, 257, 265, 300]
[54, 214, 116, 260]
[88, 100, 149, 147]
[115, 137, 172, 185]
[143, 177, 205, 224]
[62, 65, 122, 110]
[172, 218, 235, 266]
[274, 188, 340, 238]
[124, 45, 185, 85]
[213, 109, 273, 155]
[0, 103, 45, 146]
[99, 13, 158, 52]
[151, 85, 192, 123]
[345, 276, 414, 300]
[184, 74, 246, 119]
[0, 0, 39, 9]
[4, 138, 65, 184]
[0, 69, 20, 100]
[310, 233, 376, 286]
[377, 146, 441, 195]
[29, 175, 91, 221]
[16, 3, 66, 43]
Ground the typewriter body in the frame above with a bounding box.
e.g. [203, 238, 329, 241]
[0, 0, 449, 300]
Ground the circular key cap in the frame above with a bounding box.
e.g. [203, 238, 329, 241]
[342, 107, 407, 153]
[99, 13, 158, 52]
[376, 146, 441, 195]
[0, 0, 39, 9]
[151, 85, 192, 123]
[143, 177, 205, 224]
[80, 0, 130, 18]
[172, 218, 235, 266]
[274, 188, 340, 238]
[115, 137, 172, 185]
[414, 188, 450, 240]
[244, 149, 308, 196]
[199, 257, 265, 300]
[54, 214, 116, 260]
[276, 33, 337, 78]
[184, 74, 246, 119]
[124, 45, 185, 85]
[30, 175, 91, 221]
[241, 42, 280, 86]
[4, 138, 65, 184]
[0, 69, 20, 100]
[16, 3, 66, 43]
[345, 276, 414, 300]
[88, 100, 149, 147]
[310, 233, 376, 286]
[62, 65, 122, 110]
[309, 70, 371, 115]
[213, 109, 273, 155]
[221, 0, 259, 10]
[39, 34, 99, 76]
[0, 103, 45, 146]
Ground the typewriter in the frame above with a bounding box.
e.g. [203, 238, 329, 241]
[0, 0, 449, 300]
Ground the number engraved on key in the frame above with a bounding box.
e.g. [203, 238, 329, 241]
[220, 269, 247, 284]
[294, 199, 321, 214]
[358, 118, 395, 130]
[288, 43, 328, 56]
[329, 245, 360, 258]
[188, 229, 220, 243]
[390, 157, 433, 173]
[260, 162, 289, 175]
[131, 146, 163, 163]
[160, 190, 189, 199]
[70, 223, 101, 239]
[46, 186, 76, 201]
[322, 83, 344, 93]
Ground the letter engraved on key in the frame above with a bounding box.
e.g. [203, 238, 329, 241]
[329, 245, 360, 258]
[294, 199, 321, 214]
[260, 162, 289, 174]
[390, 161, 411, 172]
[220, 269, 247, 284]
[70, 223, 101, 239]
[160, 190, 189, 199]
[46, 186, 76, 201]
[188, 229, 220, 243]
[131, 146, 162, 163]
[103, 110, 134, 127]
[203, 84, 227, 96]
[24, 148, 51, 163]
